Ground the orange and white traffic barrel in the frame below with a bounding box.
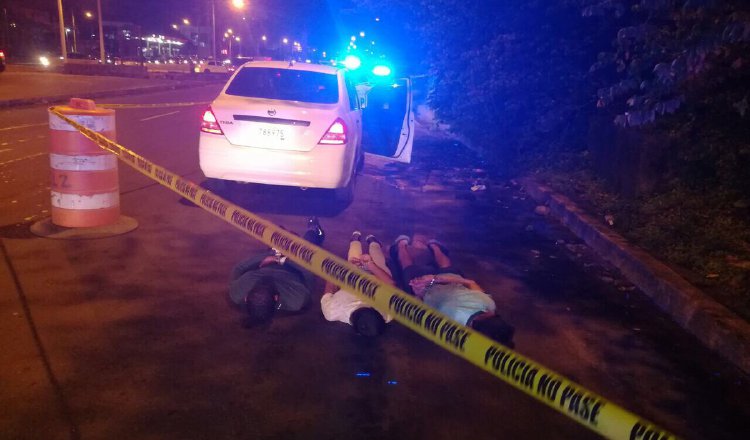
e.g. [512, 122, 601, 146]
[48, 98, 119, 228]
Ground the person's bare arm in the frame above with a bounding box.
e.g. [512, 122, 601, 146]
[324, 280, 340, 294]
[368, 261, 394, 285]
[354, 254, 394, 285]
[435, 274, 485, 292]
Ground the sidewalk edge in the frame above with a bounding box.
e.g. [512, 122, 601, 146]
[522, 177, 750, 375]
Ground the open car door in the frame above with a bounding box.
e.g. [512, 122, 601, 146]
[359, 78, 414, 163]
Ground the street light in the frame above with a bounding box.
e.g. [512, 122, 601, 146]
[84, 11, 93, 18]
[227, 28, 233, 34]
[231, 0, 246, 9]
[282, 38, 288, 44]
[172, 24, 179, 30]
[261, 35, 267, 41]
[182, 18, 190, 25]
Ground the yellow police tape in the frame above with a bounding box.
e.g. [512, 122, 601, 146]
[98, 102, 210, 109]
[49, 106, 678, 440]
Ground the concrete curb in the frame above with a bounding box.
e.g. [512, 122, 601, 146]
[0, 81, 215, 110]
[522, 178, 750, 375]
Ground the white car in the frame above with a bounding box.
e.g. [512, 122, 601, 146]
[202, 60, 234, 73]
[199, 60, 414, 201]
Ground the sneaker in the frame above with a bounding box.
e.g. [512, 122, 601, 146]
[364, 234, 381, 246]
[427, 239, 450, 257]
[393, 235, 410, 247]
[351, 231, 362, 241]
[307, 216, 325, 241]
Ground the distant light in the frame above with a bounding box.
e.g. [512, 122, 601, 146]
[65, 27, 71, 33]
[172, 24, 178, 30]
[282, 38, 288, 44]
[39, 56, 50, 67]
[371, 41, 376, 45]
[344, 55, 361, 70]
[322, 51, 326, 57]
[372, 65, 391, 76]
[182, 18, 190, 25]
[224, 32, 229, 38]
[350, 36, 356, 42]
[359, 31, 365, 37]
[231, 0, 246, 8]
[387, 380, 398, 385]
[235, 36, 240, 41]
[355, 372, 371, 377]
[375, 17, 380, 22]
[261, 35, 267, 41]
[84, 11, 93, 18]
[227, 28, 233, 34]
[305, 59, 311, 63]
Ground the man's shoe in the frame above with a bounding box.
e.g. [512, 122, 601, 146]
[307, 216, 325, 241]
[365, 234, 381, 246]
[351, 231, 362, 241]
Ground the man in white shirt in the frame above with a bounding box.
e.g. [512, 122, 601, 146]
[321, 232, 394, 336]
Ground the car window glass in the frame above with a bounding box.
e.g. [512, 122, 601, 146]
[225, 67, 339, 104]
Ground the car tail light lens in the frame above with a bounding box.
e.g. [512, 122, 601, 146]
[201, 108, 223, 135]
[318, 118, 347, 145]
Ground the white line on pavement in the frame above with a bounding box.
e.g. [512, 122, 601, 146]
[0, 149, 12, 154]
[0, 122, 48, 132]
[0, 152, 46, 167]
[140, 110, 181, 122]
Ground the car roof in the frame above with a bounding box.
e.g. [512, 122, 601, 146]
[237, 60, 341, 75]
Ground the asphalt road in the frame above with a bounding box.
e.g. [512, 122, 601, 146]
[1, 83, 749, 439]
[0, 69, 180, 102]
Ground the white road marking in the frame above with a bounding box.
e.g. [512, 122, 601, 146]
[18, 139, 28, 143]
[0, 122, 48, 132]
[1, 142, 8, 146]
[0, 152, 46, 167]
[0, 149, 12, 153]
[140, 110, 181, 122]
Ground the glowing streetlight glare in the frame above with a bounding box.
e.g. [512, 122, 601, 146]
[224, 32, 229, 38]
[282, 38, 288, 44]
[359, 31, 365, 37]
[261, 35, 267, 41]
[350, 35, 356, 41]
[231, 0, 246, 8]
[172, 24, 178, 30]
[227, 28, 233, 34]
[235, 36, 240, 41]
[84, 11, 93, 18]
[182, 18, 190, 25]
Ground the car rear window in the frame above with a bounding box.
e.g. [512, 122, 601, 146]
[225, 67, 339, 104]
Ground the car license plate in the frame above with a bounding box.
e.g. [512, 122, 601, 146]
[258, 127, 286, 141]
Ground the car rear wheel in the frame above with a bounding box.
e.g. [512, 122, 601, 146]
[333, 172, 356, 205]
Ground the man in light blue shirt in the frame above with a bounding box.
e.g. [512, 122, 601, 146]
[395, 236, 515, 347]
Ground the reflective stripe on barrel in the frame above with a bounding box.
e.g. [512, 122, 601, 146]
[48, 100, 119, 228]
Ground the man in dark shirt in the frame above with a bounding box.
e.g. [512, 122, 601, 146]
[229, 217, 324, 324]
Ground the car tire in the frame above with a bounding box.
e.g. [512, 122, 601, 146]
[333, 172, 356, 205]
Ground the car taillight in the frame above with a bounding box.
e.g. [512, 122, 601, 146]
[318, 118, 347, 145]
[0, 51, 5, 58]
[201, 108, 223, 135]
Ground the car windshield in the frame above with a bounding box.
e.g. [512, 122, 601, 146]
[225, 67, 338, 104]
